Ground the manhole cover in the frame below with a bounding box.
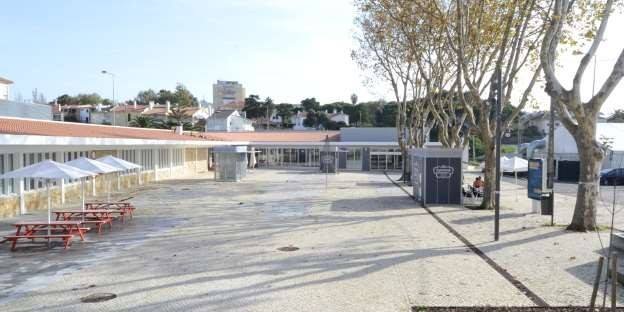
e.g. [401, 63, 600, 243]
[80, 293, 117, 303]
[277, 246, 299, 252]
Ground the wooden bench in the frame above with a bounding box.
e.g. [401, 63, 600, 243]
[4, 234, 73, 251]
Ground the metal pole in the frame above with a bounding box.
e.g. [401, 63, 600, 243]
[112, 74, 115, 126]
[590, 256, 604, 309]
[612, 253, 618, 311]
[547, 97, 555, 226]
[494, 67, 502, 241]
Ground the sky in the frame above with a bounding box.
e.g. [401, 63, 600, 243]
[0, 0, 381, 105]
[0, 0, 622, 114]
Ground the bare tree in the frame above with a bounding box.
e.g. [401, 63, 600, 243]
[353, 0, 421, 179]
[449, 0, 545, 209]
[541, 0, 624, 231]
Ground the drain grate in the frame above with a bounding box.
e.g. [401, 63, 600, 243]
[80, 293, 117, 303]
[277, 246, 299, 252]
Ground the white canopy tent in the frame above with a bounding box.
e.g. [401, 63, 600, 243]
[96, 155, 142, 199]
[0, 160, 96, 239]
[65, 157, 122, 211]
[502, 156, 528, 173]
[501, 156, 528, 201]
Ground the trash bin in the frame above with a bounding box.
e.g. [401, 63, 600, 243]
[411, 147, 463, 206]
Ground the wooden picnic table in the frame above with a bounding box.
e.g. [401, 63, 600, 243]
[53, 210, 114, 233]
[84, 202, 135, 221]
[4, 220, 86, 251]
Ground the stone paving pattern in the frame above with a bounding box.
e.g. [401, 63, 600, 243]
[0, 170, 621, 311]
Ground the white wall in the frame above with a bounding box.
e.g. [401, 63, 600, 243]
[0, 83, 9, 100]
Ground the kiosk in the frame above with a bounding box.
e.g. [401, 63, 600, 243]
[214, 146, 248, 182]
[411, 147, 463, 206]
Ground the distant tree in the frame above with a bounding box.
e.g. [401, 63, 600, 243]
[168, 105, 186, 126]
[264, 97, 275, 119]
[13, 92, 24, 103]
[303, 111, 319, 128]
[136, 89, 158, 104]
[381, 103, 397, 127]
[350, 93, 358, 105]
[174, 83, 198, 107]
[301, 98, 320, 112]
[129, 116, 154, 128]
[55, 94, 73, 106]
[276, 103, 295, 126]
[243, 95, 264, 119]
[608, 109, 624, 123]
[101, 99, 113, 106]
[76, 93, 102, 105]
[157, 89, 176, 105]
[31, 88, 46, 104]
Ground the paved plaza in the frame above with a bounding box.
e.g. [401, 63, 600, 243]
[0, 169, 621, 311]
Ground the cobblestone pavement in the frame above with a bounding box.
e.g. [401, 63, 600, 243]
[0, 169, 619, 311]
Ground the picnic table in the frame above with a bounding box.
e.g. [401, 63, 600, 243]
[4, 220, 86, 251]
[85, 202, 135, 221]
[54, 210, 114, 233]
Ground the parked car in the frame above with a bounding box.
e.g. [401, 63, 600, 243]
[600, 168, 624, 185]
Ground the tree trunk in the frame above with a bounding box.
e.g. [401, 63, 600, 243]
[567, 133, 603, 231]
[480, 139, 496, 210]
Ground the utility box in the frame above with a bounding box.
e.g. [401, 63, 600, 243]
[410, 147, 463, 206]
[214, 146, 248, 182]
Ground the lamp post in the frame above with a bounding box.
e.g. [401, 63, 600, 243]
[101, 70, 116, 126]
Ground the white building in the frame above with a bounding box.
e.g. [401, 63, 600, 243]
[328, 109, 349, 126]
[0, 76, 13, 100]
[213, 81, 245, 110]
[293, 112, 309, 130]
[205, 110, 254, 132]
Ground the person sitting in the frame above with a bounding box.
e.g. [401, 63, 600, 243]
[472, 176, 484, 197]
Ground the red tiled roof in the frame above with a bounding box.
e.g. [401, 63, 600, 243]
[0, 117, 340, 143]
[0, 117, 218, 141]
[112, 104, 147, 113]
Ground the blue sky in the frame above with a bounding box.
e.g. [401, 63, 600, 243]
[1, 1, 622, 113]
[0, 0, 383, 104]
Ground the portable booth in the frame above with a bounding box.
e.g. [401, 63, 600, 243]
[410, 147, 463, 206]
[214, 145, 248, 182]
[320, 148, 338, 173]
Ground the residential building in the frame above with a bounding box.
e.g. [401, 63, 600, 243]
[0, 76, 13, 100]
[213, 81, 245, 110]
[293, 112, 309, 130]
[328, 109, 349, 126]
[206, 110, 254, 132]
[90, 101, 213, 127]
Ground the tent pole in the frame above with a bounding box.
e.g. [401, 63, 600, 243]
[47, 180, 51, 248]
[81, 178, 85, 222]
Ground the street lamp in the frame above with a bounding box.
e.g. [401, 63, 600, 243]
[101, 70, 116, 126]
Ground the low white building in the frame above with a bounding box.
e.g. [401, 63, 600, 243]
[542, 123, 624, 180]
[328, 109, 349, 126]
[293, 112, 309, 130]
[205, 110, 254, 132]
[0, 76, 13, 100]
